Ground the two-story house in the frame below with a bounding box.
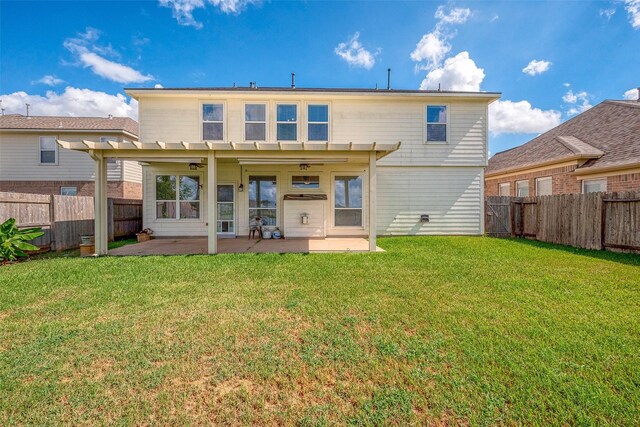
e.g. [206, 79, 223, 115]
[0, 115, 142, 198]
[56, 86, 500, 254]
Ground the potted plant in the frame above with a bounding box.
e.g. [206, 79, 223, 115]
[136, 228, 154, 242]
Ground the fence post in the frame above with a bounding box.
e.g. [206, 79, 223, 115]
[600, 194, 606, 250]
[49, 194, 56, 251]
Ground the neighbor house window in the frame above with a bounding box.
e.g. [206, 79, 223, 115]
[202, 103, 224, 140]
[39, 136, 57, 164]
[245, 103, 266, 141]
[516, 180, 530, 197]
[155, 175, 201, 219]
[249, 176, 277, 226]
[100, 137, 117, 164]
[536, 177, 552, 196]
[292, 175, 320, 189]
[334, 176, 363, 227]
[582, 178, 607, 194]
[426, 105, 447, 143]
[276, 104, 297, 141]
[60, 186, 77, 196]
[308, 104, 329, 141]
[498, 183, 510, 196]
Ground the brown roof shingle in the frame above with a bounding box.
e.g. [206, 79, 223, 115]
[487, 100, 640, 175]
[0, 115, 138, 137]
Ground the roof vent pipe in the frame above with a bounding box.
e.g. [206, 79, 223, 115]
[387, 68, 391, 90]
[291, 72, 295, 89]
[25, 103, 30, 118]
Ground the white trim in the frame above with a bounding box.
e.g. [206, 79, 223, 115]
[535, 176, 552, 196]
[243, 102, 268, 142]
[200, 100, 226, 142]
[39, 135, 58, 165]
[424, 104, 449, 144]
[581, 178, 608, 194]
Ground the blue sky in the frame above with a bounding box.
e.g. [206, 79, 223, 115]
[1, 0, 638, 155]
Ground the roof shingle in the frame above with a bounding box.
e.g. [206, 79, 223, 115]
[0, 115, 138, 137]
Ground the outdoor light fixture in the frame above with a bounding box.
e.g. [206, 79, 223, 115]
[299, 163, 310, 171]
[238, 183, 244, 192]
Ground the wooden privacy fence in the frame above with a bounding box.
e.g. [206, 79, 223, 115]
[0, 192, 142, 251]
[485, 191, 640, 252]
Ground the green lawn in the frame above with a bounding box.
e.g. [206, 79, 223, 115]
[1, 237, 639, 426]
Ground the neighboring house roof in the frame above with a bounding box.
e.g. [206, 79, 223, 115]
[487, 100, 640, 176]
[0, 115, 138, 137]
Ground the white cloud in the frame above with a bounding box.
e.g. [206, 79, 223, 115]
[600, 8, 616, 19]
[0, 87, 138, 120]
[32, 75, 65, 86]
[410, 6, 471, 71]
[563, 90, 592, 116]
[489, 100, 561, 135]
[154, 84, 164, 88]
[64, 28, 153, 84]
[623, 87, 639, 100]
[625, 0, 640, 28]
[334, 32, 377, 70]
[522, 59, 552, 76]
[434, 5, 471, 24]
[563, 82, 571, 87]
[158, 0, 259, 29]
[419, 51, 485, 91]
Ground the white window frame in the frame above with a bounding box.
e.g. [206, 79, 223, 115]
[498, 183, 510, 196]
[535, 176, 552, 196]
[39, 136, 58, 165]
[201, 101, 226, 141]
[243, 102, 268, 142]
[582, 178, 607, 194]
[154, 173, 203, 221]
[60, 186, 77, 196]
[332, 173, 365, 229]
[306, 103, 330, 142]
[275, 102, 299, 142]
[247, 174, 279, 227]
[516, 180, 530, 197]
[425, 104, 449, 144]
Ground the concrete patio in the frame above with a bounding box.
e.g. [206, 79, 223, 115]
[109, 237, 383, 255]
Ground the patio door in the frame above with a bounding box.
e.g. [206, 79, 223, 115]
[217, 184, 235, 235]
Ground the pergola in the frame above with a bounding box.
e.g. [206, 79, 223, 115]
[56, 139, 401, 255]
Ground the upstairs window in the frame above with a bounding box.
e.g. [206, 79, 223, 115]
[39, 136, 57, 164]
[426, 105, 447, 143]
[245, 104, 266, 141]
[276, 104, 297, 141]
[308, 104, 329, 141]
[203, 103, 224, 141]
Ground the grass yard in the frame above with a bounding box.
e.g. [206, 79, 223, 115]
[1, 237, 639, 426]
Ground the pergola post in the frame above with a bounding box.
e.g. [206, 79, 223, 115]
[93, 151, 108, 255]
[207, 151, 217, 254]
[369, 151, 377, 252]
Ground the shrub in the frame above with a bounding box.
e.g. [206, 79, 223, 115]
[0, 218, 44, 261]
